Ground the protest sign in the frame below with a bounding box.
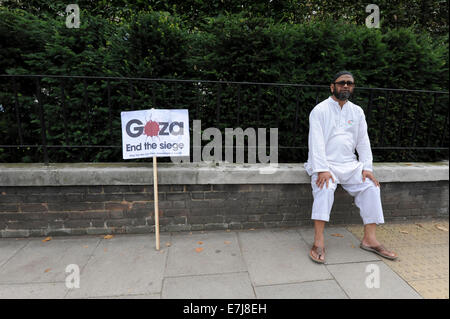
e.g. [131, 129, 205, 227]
[121, 109, 190, 159]
[121, 109, 190, 250]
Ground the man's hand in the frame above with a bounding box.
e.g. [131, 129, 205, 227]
[362, 170, 380, 187]
[316, 171, 335, 189]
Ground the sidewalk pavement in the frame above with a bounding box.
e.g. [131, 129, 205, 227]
[0, 218, 447, 299]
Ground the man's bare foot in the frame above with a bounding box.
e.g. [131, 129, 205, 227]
[310, 245, 325, 263]
[361, 238, 398, 260]
[310, 236, 325, 262]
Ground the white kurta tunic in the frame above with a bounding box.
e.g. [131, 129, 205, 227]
[304, 96, 373, 184]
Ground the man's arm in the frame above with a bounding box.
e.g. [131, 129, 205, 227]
[356, 111, 373, 172]
[308, 109, 334, 188]
[356, 111, 380, 186]
[308, 109, 330, 174]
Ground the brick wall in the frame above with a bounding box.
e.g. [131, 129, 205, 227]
[0, 181, 448, 238]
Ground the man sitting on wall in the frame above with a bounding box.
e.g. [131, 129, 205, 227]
[304, 70, 398, 264]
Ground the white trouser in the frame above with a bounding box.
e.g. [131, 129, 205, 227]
[310, 173, 385, 225]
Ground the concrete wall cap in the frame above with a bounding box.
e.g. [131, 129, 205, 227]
[0, 162, 448, 186]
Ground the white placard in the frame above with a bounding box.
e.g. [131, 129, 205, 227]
[121, 109, 190, 159]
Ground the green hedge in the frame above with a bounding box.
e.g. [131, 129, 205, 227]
[0, 9, 448, 163]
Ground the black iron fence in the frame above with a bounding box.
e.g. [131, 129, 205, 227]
[0, 74, 448, 164]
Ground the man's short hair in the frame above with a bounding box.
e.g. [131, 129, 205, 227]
[331, 71, 354, 83]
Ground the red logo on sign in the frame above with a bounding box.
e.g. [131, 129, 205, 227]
[144, 120, 160, 137]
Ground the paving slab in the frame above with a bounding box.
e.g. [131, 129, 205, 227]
[238, 229, 332, 286]
[162, 272, 255, 299]
[0, 238, 29, 268]
[165, 231, 246, 277]
[254, 280, 348, 299]
[326, 261, 422, 299]
[0, 282, 67, 299]
[0, 236, 101, 284]
[66, 234, 169, 298]
[298, 227, 381, 264]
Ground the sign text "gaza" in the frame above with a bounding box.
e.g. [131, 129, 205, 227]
[125, 119, 185, 138]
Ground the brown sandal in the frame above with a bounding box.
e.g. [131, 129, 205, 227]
[360, 243, 398, 260]
[309, 245, 325, 264]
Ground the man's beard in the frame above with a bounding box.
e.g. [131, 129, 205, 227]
[333, 89, 352, 101]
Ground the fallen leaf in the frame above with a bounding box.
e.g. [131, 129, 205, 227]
[351, 244, 355, 248]
[224, 241, 231, 245]
[195, 247, 203, 253]
[399, 230, 409, 234]
[331, 233, 344, 238]
[197, 241, 203, 245]
[104, 248, 108, 252]
[44, 268, 51, 273]
[435, 225, 448, 232]
[165, 242, 171, 247]
[415, 223, 424, 228]
[83, 245, 89, 248]
[42, 237, 52, 242]
[104, 235, 114, 239]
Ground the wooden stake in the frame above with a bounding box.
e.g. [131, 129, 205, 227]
[153, 155, 160, 250]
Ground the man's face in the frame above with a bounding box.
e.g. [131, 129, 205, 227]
[330, 74, 355, 101]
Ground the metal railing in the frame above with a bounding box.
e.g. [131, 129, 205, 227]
[0, 74, 448, 164]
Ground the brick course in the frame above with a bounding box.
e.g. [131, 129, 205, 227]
[0, 182, 448, 237]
